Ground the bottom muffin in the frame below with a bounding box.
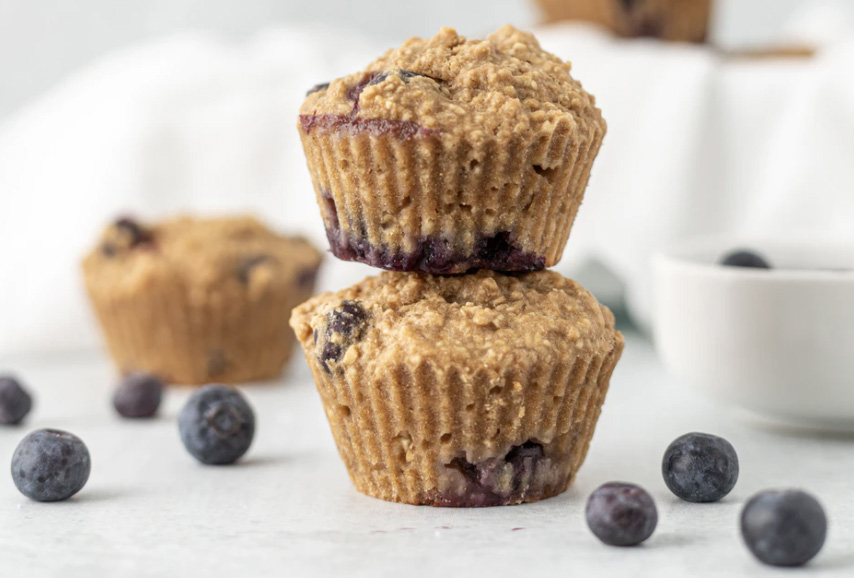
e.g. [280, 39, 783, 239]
[290, 270, 624, 506]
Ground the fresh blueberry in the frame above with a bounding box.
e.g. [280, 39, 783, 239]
[720, 250, 771, 269]
[178, 385, 255, 465]
[586, 482, 658, 546]
[662, 432, 739, 503]
[0, 375, 33, 425]
[11, 429, 91, 502]
[113, 372, 163, 419]
[741, 489, 827, 567]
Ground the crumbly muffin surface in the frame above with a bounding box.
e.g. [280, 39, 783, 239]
[83, 216, 322, 298]
[294, 270, 618, 377]
[300, 25, 602, 142]
[82, 216, 323, 384]
[290, 270, 623, 506]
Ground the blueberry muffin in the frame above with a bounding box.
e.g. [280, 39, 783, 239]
[290, 270, 623, 506]
[535, 0, 713, 43]
[82, 216, 322, 384]
[298, 25, 606, 274]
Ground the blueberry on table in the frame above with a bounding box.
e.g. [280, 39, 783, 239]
[178, 385, 255, 465]
[662, 432, 739, 503]
[720, 250, 771, 269]
[11, 429, 91, 502]
[741, 489, 827, 567]
[586, 482, 658, 546]
[113, 372, 163, 419]
[0, 375, 33, 425]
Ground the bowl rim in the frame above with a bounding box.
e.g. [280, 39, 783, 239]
[653, 234, 854, 283]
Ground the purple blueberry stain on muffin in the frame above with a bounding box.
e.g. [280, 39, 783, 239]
[317, 300, 370, 373]
[347, 72, 386, 105]
[306, 82, 330, 96]
[101, 216, 155, 256]
[297, 266, 319, 289]
[433, 441, 552, 507]
[236, 254, 275, 285]
[399, 69, 434, 82]
[115, 217, 153, 247]
[323, 219, 545, 274]
[301, 72, 435, 139]
[206, 350, 231, 379]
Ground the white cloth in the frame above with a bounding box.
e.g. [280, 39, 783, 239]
[1, 13, 853, 355]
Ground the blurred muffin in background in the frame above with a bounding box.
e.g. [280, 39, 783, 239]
[82, 216, 322, 385]
[534, 0, 713, 43]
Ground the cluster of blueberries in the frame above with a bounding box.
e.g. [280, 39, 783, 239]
[585, 432, 828, 568]
[0, 374, 255, 500]
[0, 370, 828, 569]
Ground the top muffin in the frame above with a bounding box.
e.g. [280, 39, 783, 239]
[298, 26, 606, 275]
[301, 25, 601, 142]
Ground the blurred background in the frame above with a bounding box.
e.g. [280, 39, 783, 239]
[1, 0, 854, 356]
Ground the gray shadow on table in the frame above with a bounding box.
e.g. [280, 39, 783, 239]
[69, 488, 134, 504]
[237, 453, 317, 469]
[736, 412, 854, 442]
[651, 533, 696, 548]
[812, 551, 854, 571]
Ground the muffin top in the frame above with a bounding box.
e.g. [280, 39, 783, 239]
[299, 25, 603, 142]
[82, 216, 322, 298]
[291, 270, 621, 376]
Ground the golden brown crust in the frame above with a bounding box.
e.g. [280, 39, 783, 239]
[298, 26, 606, 273]
[82, 216, 323, 384]
[301, 26, 601, 142]
[290, 270, 624, 506]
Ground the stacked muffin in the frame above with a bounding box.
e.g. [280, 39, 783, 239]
[291, 26, 624, 507]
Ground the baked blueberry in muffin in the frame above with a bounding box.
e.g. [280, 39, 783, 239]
[298, 26, 606, 274]
[83, 216, 322, 384]
[291, 269, 623, 506]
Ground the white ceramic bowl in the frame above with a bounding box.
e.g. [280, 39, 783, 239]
[652, 236, 854, 431]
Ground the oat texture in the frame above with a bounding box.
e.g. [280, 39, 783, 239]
[298, 25, 606, 273]
[290, 270, 624, 506]
[82, 216, 323, 384]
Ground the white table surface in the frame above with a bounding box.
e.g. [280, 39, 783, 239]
[1, 330, 852, 577]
